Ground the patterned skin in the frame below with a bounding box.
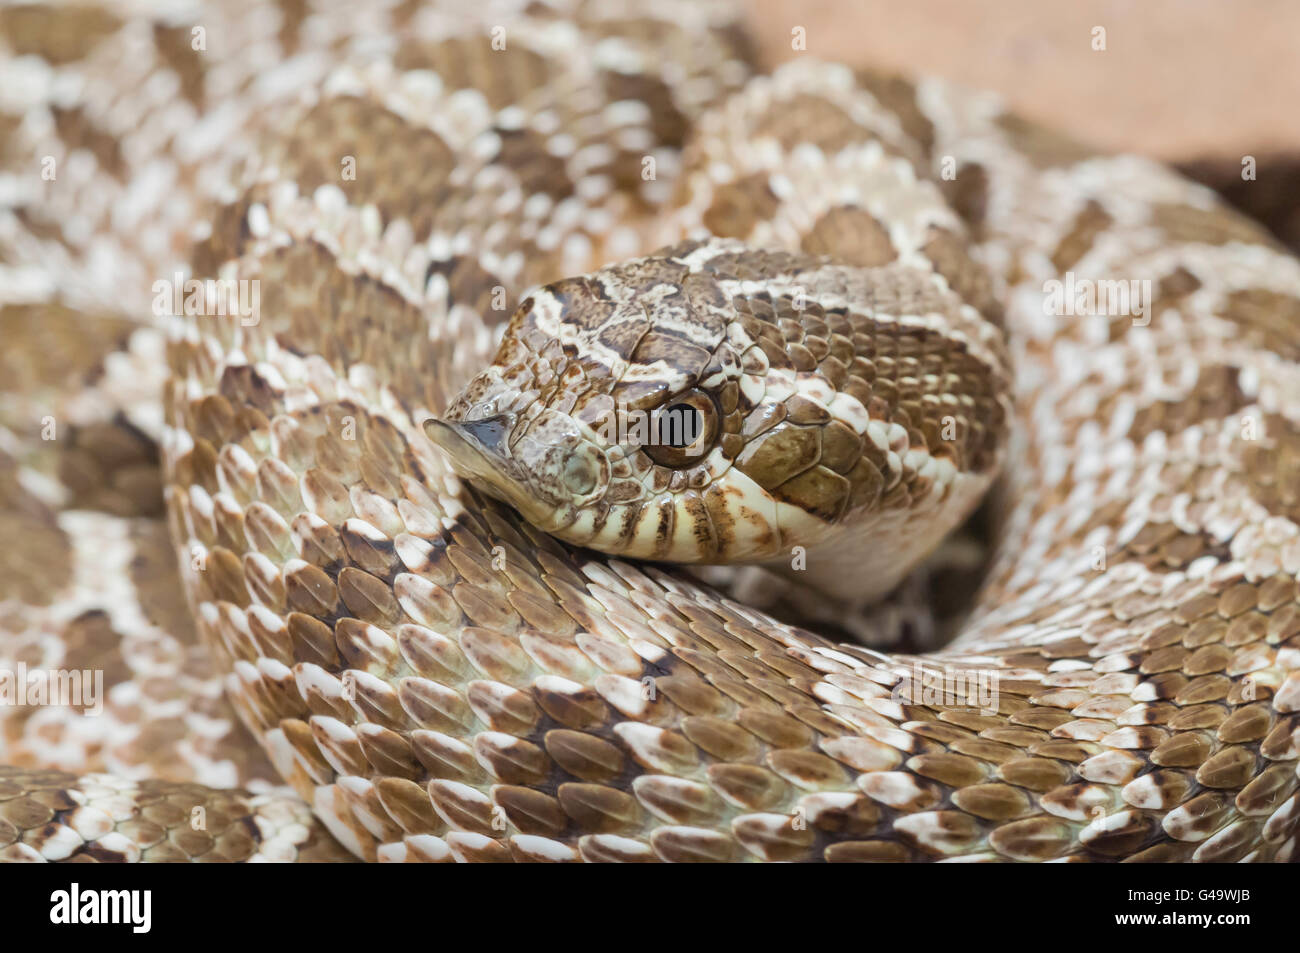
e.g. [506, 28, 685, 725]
[1, 0, 1298, 864]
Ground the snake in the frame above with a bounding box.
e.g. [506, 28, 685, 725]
[1, 0, 1298, 864]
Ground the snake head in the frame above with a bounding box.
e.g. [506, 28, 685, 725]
[425, 242, 792, 563]
[426, 239, 1006, 583]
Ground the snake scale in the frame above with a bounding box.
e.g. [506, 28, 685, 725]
[1, 0, 1299, 864]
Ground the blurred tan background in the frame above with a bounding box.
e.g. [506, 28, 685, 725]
[749, 0, 1299, 160]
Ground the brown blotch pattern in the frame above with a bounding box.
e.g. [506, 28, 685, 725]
[0, 4, 121, 64]
[0, 112, 26, 171]
[0, 456, 73, 607]
[426, 255, 512, 327]
[1127, 364, 1248, 444]
[938, 161, 990, 238]
[1216, 288, 1300, 364]
[128, 521, 199, 642]
[701, 172, 780, 239]
[603, 70, 689, 148]
[243, 238, 452, 411]
[996, 112, 1098, 169]
[1238, 414, 1300, 524]
[1180, 154, 1300, 254]
[58, 417, 163, 517]
[923, 225, 1004, 328]
[152, 23, 206, 108]
[0, 304, 136, 402]
[275, 0, 309, 54]
[1050, 199, 1114, 272]
[395, 36, 557, 110]
[752, 93, 878, 154]
[1111, 265, 1203, 341]
[50, 105, 124, 179]
[267, 96, 456, 240]
[58, 611, 133, 702]
[492, 126, 574, 201]
[854, 68, 935, 156]
[1152, 202, 1280, 249]
[801, 206, 898, 268]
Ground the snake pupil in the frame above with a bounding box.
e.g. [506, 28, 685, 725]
[655, 403, 702, 449]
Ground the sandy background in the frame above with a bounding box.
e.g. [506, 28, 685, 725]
[748, 0, 1299, 161]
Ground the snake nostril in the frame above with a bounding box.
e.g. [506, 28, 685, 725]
[456, 413, 515, 454]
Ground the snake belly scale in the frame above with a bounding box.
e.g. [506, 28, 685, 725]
[0, 0, 1298, 863]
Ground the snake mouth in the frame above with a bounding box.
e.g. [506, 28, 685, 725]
[424, 414, 551, 522]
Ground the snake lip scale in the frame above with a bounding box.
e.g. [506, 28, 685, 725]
[1, 1, 1298, 866]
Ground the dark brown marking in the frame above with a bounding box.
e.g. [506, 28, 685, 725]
[1152, 202, 1280, 249]
[492, 126, 573, 200]
[924, 226, 1004, 328]
[996, 113, 1097, 168]
[394, 36, 556, 111]
[1128, 364, 1248, 443]
[0, 5, 121, 64]
[153, 23, 206, 107]
[426, 255, 512, 327]
[753, 93, 878, 154]
[1050, 200, 1113, 272]
[701, 173, 780, 240]
[1216, 288, 1300, 363]
[855, 69, 935, 155]
[801, 206, 898, 267]
[938, 162, 990, 238]
[51, 105, 124, 179]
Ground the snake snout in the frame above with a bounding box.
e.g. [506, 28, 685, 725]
[424, 413, 522, 489]
[424, 412, 565, 526]
[452, 413, 516, 455]
[425, 408, 614, 533]
[425, 413, 515, 468]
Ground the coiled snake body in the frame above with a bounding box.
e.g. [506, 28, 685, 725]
[2, 0, 1299, 863]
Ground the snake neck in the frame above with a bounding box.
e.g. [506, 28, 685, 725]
[757, 466, 993, 607]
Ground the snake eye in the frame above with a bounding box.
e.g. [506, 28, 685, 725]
[642, 388, 719, 468]
[658, 404, 701, 448]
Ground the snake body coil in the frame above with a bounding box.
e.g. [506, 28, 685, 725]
[1, 1, 1298, 863]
